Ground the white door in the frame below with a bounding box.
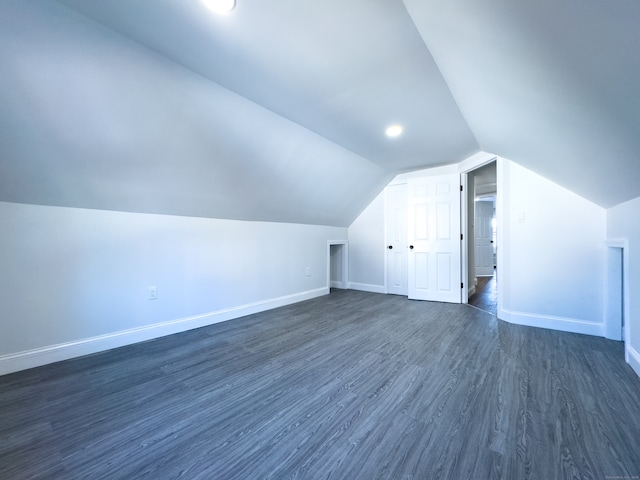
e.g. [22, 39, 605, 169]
[408, 174, 461, 303]
[385, 184, 408, 295]
[475, 200, 494, 276]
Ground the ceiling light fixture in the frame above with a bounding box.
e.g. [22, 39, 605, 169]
[203, 0, 236, 14]
[385, 124, 403, 138]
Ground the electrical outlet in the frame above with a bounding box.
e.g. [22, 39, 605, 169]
[148, 286, 158, 300]
[305, 267, 312, 277]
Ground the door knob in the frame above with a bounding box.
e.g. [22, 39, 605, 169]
[409, 245, 414, 250]
[388, 245, 393, 249]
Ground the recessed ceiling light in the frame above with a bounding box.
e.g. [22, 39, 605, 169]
[203, 0, 236, 14]
[385, 124, 403, 138]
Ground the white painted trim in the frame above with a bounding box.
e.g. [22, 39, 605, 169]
[0, 287, 328, 376]
[460, 172, 469, 304]
[496, 157, 506, 326]
[348, 282, 386, 294]
[498, 308, 605, 337]
[383, 186, 389, 294]
[461, 156, 498, 306]
[627, 345, 640, 378]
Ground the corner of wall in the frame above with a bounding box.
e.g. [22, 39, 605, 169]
[497, 157, 606, 336]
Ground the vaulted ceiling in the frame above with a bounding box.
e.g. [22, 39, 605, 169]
[1, 0, 639, 226]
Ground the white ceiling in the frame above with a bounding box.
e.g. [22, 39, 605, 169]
[405, 0, 640, 208]
[1, 0, 639, 226]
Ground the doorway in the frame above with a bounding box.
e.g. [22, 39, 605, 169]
[605, 241, 628, 342]
[328, 241, 348, 290]
[465, 161, 497, 315]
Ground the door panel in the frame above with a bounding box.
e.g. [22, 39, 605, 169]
[437, 253, 452, 292]
[436, 202, 451, 239]
[414, 204, 428, 240]
[408, 174, 461, 303]
[385, 184, 408, 295]
[415, 252, 429, 291]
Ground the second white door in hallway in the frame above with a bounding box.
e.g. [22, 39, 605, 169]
[475, 199, 494, 276]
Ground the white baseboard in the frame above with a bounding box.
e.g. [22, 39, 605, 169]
[498, 308, 605, 337]
[330, 281, 346, 289]
[627, 345, 640, 378]
[347, 282, 386, 294]
[0, 287, 328, 376]
[467, 286, 476, 297]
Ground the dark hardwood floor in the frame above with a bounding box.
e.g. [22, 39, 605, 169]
[469, 273, 497, 316]
[2, 289, 639, 479]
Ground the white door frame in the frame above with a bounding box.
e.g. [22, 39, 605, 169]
[459, 156, 498, 304]
[460, 173, 470, 303]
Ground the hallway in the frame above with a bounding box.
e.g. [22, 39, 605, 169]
[469, 274, 497, 316]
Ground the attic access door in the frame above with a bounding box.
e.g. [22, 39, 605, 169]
[408, 174, 462, 303]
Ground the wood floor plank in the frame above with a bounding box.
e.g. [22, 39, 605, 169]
[1, 289, 640, 479]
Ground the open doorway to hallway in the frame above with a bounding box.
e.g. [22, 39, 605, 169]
[466, 161, 497, 315]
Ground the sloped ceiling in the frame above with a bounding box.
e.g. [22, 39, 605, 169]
[405, 0, 640, 208]
[1, 0, 639, 228]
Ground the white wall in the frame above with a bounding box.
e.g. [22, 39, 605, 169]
[0, 201, 345, 374]
[498, 159, 606, 335]
[347, 156, 608, 339]
[0, 0, 388, 227]
[607, 195, 640, 376]
[347, 190, 385, 293]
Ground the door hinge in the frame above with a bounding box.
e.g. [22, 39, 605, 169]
[460, 233, 463, 240]
[460, 185, 463, 192]
[461, 282, 464, 289]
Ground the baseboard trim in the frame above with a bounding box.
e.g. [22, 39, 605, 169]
[347, 282, 386, 294]
[467, 286, 476, 297]
[499, 308, 605, 337]
[0, 287, 329, 376]
[330, 281, 346, 289]
[627, 345, 640, 378]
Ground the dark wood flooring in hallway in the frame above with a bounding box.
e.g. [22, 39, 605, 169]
[1, 289, 639, 479]
[469, 273, 498, 316]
